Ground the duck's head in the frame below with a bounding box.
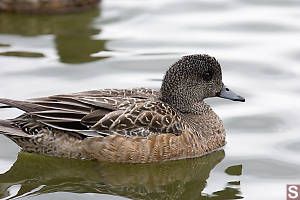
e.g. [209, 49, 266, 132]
[160, 54, 245, 113]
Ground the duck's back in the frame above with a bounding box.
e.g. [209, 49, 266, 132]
[0, 88, 160, 135]
[0, 88, 203, 162]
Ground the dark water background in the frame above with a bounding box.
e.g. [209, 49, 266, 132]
[0, 0, 300, 199]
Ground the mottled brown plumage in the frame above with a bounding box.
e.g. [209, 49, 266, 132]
[0, 54, 245, 163]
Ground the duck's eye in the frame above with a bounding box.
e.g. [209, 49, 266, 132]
[203, 71, 213, 81]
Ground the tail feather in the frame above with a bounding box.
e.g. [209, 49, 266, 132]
[0, 120, 28, 137]
[0, 98, 46, 113]
[0, 103, 12, 108]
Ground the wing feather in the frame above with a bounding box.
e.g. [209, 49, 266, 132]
[91, 101, 184, 137]
[0, 88, 169, 138]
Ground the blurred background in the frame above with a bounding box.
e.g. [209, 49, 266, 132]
[0, 0, 300, 199]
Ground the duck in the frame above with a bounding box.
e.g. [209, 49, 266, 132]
[0, 0, 100, 13]
[0, 54, 245, 163]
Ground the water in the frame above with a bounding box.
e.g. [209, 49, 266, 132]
[0, 0, 300, 199]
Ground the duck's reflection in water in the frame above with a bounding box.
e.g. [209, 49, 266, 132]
[0, 7, 108, 63]
[0, 150, 242, 199]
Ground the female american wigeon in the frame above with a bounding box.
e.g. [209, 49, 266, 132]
[0, 54, 244, 163]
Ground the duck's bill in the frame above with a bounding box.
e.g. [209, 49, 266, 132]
[217, 83, 245, 102]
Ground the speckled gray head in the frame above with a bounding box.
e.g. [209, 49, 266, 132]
[160, 54, 245, 113]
